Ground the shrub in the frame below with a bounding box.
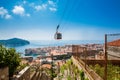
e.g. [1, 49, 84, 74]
[0, 45, 21, 77]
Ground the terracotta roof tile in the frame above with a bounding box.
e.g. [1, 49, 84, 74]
[108, 39, 120, 47]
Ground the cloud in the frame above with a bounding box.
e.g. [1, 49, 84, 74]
[26, 13, 30, 17]
[29, 3, 35, 7]
[48, 1, 57, 12]
[12, 6, 25, 16]
[12, 5, 30, 17]
[0, 7, 8, 16]
[29, 1, 57, 12]
[5, 14, 12, 19]
[0, 7, 12, 19]
[35, 6, 42, 11]
[48, 1, 54, 5]
[49, 7, 57, 12]
[48, 0, 55, 7]
[35, 4, 47, 11]
[23, 0, 27, 4]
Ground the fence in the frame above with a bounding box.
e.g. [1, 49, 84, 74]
[105, 33, 120, 80]
[72, 33, 120, 80]
[106, 33, 120, 60]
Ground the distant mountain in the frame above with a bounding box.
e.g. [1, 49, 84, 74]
[0, 38, 30, 47]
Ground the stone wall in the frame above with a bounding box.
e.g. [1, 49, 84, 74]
[108, 46, 120, 52]
[108, 46, 120, 60]
[0, 67, 9, 80]
[71, 56, 103, 80]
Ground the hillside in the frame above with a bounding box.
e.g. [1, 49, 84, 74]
[0, 38, 30, 47]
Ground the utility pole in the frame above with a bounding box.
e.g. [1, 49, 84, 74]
[51, 54, 53, 80]
[84, 47, 87, 70]
[104, 34, 107, 80]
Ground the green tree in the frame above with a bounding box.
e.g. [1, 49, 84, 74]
[89, 64, 120, 80]
[60, 65, 65, 74]
[80, 70, 85, 80]
[0, 45, 21, 77]
[107, 64, 120, 80]
[89, 64, 104, 78]
[67, 75, 72, 80]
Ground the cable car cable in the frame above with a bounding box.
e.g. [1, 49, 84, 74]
[54, 0, 69, 40]
[58, 0, 69, 25]
[61, 0, 78, 34]
[62, 0, 82, 35]
[54, 0, 81, 40]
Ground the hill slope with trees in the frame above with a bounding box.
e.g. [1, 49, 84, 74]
[0, 38, 30, 47]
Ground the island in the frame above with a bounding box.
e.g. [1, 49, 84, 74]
[0, 38, 30, 47]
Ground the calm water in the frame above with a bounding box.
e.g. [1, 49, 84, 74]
[9, 40, 104, 58]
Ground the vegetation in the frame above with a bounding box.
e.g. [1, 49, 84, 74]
[85, 78, 89, 80]
[59, 59, 88, 80]
[60, 64, 65, 74]
[107, 64, 120, 80]
[67, 75, 72, 80]
[80, 70, 85, 80]
[89, 64, 104, 78]
[49, 68, 57, 78]
[43, 67, 57, 79]
[16, 63, 29, 73]
[0, 45, 21, 77]
[89, 64, 120, 80]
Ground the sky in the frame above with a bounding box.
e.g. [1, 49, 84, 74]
[0, 0, 120, 40]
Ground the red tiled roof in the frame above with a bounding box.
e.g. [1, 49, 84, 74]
[108, 39, 120, 47]
[42, 64, 51, 69]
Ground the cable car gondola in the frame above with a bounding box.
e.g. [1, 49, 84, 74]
[54, 32, 62, 40]
[54, 25, 62, 40]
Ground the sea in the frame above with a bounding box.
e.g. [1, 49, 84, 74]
[8, 40, 104, 59]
